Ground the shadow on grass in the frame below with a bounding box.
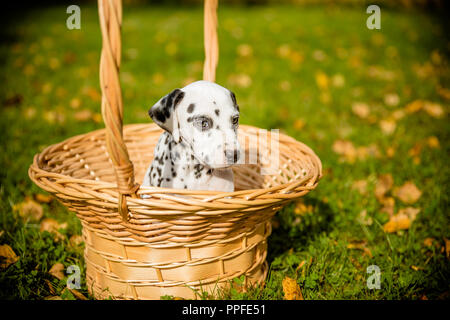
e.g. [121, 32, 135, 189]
[267, 196, 336, 264]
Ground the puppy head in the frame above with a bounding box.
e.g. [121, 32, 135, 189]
[149, 80, 241, 168]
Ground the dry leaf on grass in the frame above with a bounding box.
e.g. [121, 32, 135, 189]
[426, 136, 440, 149]
[74, 109, 93, 122]
[357, 209, 373, 226]
[65, 287, 88, 300]
[384, 93, 400, 107]
[13, 198, 43, 221]
[40, 218, 66, 241]
[398, 207, 420, 221]
[44, 279, 56, 295]
[69, 235, 83, 247]
[423, 102, 444, 118]
[352, 102, 370, 119]
[405, 100, 424, 113]
[379, 197, 395, 216]
[375, 174, 394, 200]
[352, 180, 368, 195]
[44, 296, 62, 300]
[383, 207, 420, 233]
[315, 71, 329, 90]
[394, 182, 422, 204]
[35, 193, 53, 203]
[379, 119, 396, 135]
[383, 213, 411, 233]
[423, 238, 435, 247]
[282, 276, 304, 300]
[0, 244, 19, 269]
[332, 140, 356, 163]
[293, 118, 305, 131]
[49, 263, 65, 280]
[294, 200, 313, 215]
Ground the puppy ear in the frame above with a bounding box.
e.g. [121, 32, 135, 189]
[229, 90, 239, 111]
[148, 89, 185, 142]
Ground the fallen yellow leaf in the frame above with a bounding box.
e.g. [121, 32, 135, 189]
[398, 207, 420, 222]
[405, 100, 424, 113]
[49, 262, 65, 280]
[384, 93, 400, 107]
[394, 182, 422, 204]
[426, 136, 440, 149]
[423, 102, 444, 118]
[0, 244, 19, 269]
[383, 213, 411, 233]
[66, 287, 88, 300]
[294, 200, 313, 215]
[40, 218, 66, 241]
[375, 174, 394, 200]
[237, 44, 253, 58]
[352, 180, 368, 195]
[282, 276, 303, 300]
[69, 235, 83, 247]
[14, 198, 43, 221]
[379, 119, 396, 135]
[423, 238, 434, 247]
[352, 102, 370, 119]
[293, 118, 305, 131]
[315, 71, 329, 90]
[45, 296, 62, 300]
[74, 109, 93, 122]
[332, 140, 356, 163]
[35, 193, 53, 204]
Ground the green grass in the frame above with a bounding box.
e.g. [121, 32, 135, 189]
[0, 3, 449, 300]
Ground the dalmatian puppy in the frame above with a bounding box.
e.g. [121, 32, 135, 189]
[142, 80, 241, 192]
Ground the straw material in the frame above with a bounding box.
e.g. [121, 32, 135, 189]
[28, 0, 323, 299]
[29, 123, 321, 299]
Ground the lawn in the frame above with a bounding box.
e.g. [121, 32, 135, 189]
[0, 3, 449, 300]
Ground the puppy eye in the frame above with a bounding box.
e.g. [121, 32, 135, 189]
[232, 116, 239, 126]
[201, 120, 210, 129]
[194, 116, 213, 132]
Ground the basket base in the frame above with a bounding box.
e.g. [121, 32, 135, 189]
[86, 260, 268, 300]
[83, 220, 271, 300]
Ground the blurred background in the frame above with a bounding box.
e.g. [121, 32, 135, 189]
[0, 0, 448, 300]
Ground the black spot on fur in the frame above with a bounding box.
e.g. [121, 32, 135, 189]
[187, 116, 193, 122]
[206, 168, 212, 175]
[216, 125, 220, 130]
[194, 164, 204, 179]
[215, 109, 220, 116]
[187, 103, 195, 113]
[166, 178, 170, 182]
[156, 167, 162, 176]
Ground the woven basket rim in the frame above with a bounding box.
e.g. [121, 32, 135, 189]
[29, 123, 322, 215]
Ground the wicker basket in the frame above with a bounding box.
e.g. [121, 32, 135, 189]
[28, 0, 322, 300]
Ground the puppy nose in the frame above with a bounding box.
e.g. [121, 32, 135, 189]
[225, 149, 240, 164]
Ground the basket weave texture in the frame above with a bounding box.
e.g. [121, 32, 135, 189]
[28, 0, 322, 299]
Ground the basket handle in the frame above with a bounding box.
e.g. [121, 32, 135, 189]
[203, 0, 219, 82]
[97, 0, 219, 220]
[98, 0, 138, 220]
